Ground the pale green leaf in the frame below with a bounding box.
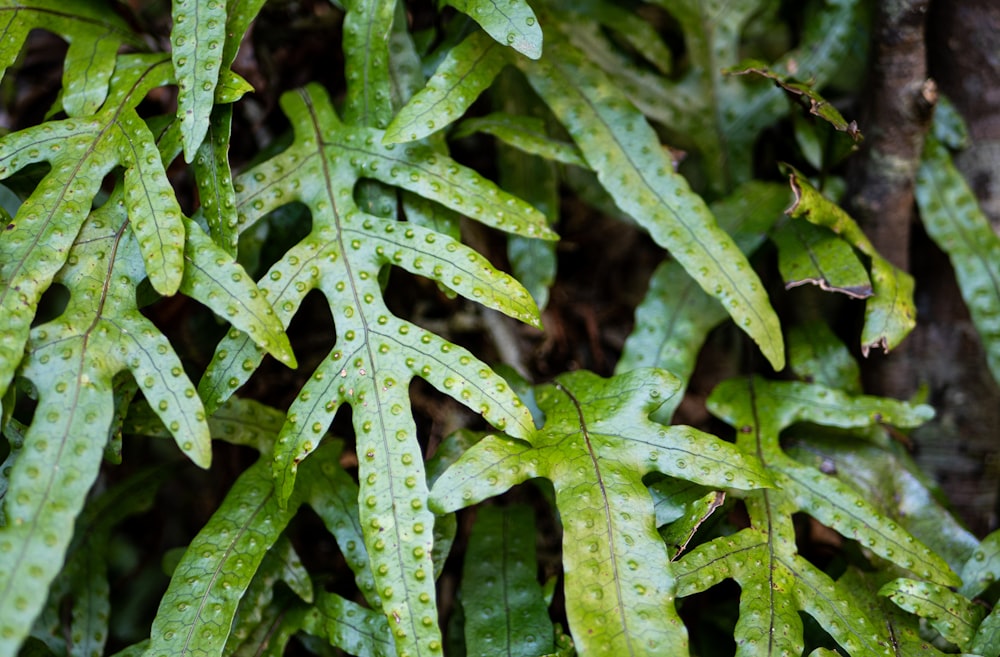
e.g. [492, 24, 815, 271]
[961, 529, 1000, 598]
[462, 506, 553, 657]
[0, 55, 182, 400]
[445, 0, 542, 60]
[707, 378, 954, 586]
[432, 368, 772, 656]
[972, 605, 1000, 657]
[916, 134, 1000, 385]
[671, 376, 958, 656]
[171, 0, 226, 160]
[517, 31, 785, 369]
[180, 217, 295, 366]
[454, 112, 587, 167]
[787, 320, 862, 394]
[880, 578, 985, 651]
[385, 30, 509, 143]
[785, 166, 916, 354]
[772, 219, 873, 298]
[196, 83, 547, 657]
[0, 0, 145, 116]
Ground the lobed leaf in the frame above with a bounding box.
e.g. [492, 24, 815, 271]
[915, 133, 1000, 385]
[0, 0, 145, 116]
[432, 368, 772, 656]
[785, 166, 916, 354]
[445, 0, 542, 60]
[0, 191, 216, 653]
[0, 55, 183, 399]
[196, 82, 549, 657]
[673, 376, 957, 655]
[517, 29, 785, 369]
[462, 505, 553, 657]
[171, 0, 227, 160]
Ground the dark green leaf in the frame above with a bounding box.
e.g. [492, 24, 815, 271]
[462, 506, 553, 657]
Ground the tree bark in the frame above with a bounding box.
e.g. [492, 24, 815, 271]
[847, 0, 935, 400]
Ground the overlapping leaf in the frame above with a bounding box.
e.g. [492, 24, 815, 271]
[567, 0, 862, 190]
[171, 0, 228, 160]
[0, 0, 146, 116]
[674, 377, 957, 656]
[431, 368, 771, 656]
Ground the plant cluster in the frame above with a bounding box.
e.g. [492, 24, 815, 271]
[0, 1, 998, 656]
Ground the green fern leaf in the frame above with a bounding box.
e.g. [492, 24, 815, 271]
[973, 606, 1000, 657]
[226, 593, 308, 657]
[171, 0, 227, 160]
[223, 536, 313, 655]
[0, 0, 146, 116]
[961, 529, 1000, 602]
[385, 30, 509, 144]
[516, 27, 785, 369]
[197, 82, 550, 657]
[453, 112, 587, 168]
[299, 590, 396, 657]
[674, 377, 958, 656]
[772, 219, 873, 298]
[431, 368, 771, 656]
[880, 578, 985, 651]
[837, 568, 955, 657]
[29, 467, 168, 657]
[617, 182, 789, 419]
[343, 0, 396, 129]
[143, 449, 316, 657]
[193, 106, 240, 255]
[445, 0, 542, 60]
[0, 54, 183, 398]
[462, 505, 553, 657]
[784, 166, 916, 355]
[916, 133, 1000, 385]
[787, 320, 863, 394]
[0, 179, 218, 653]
